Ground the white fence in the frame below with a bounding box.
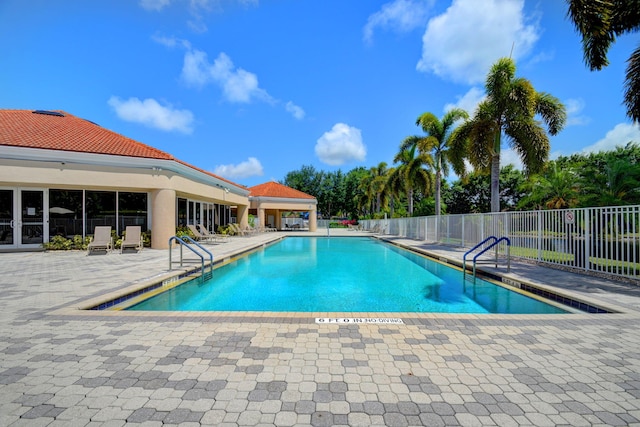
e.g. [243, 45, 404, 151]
[358, 205, 640, 280]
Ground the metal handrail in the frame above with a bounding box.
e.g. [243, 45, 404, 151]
[168, 235, 213, 283]
[463, 236, 511, 280]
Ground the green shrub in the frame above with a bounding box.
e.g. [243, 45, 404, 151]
[43, 235, 90, 251]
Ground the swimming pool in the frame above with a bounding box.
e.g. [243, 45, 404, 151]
[127, 237, 568, 314]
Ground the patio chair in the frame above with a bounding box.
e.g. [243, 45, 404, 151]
[120, 226, 143, 253]
[87, 226, 113, 253]
[187, 224, 217, 243]
[228, 223, 247, 236]
[197, 223, 228, 243]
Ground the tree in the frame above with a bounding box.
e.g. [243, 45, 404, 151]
[444, 166, 527, 214]
[456, 57, 566, 212]
[343, 167, 368, 219]
[518, 163, 581, 210]
[357, 162, 390, 217]
[580, 156, 640, 206]
[415, 109, 468, 215]
[392, 136, 433, 215]
[282, 165, 323, 196]
[566, 0, 640, 122]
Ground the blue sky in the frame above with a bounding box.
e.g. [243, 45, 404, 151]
[2, 0, 639, 187]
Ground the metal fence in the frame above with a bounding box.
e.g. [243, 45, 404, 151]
[357, 205, 640, 280]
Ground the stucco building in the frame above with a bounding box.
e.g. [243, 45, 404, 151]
[0, 109, 316, 251]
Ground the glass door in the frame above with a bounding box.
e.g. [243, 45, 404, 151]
[0, 189, 15, 247]
[20, 189, 46, 248]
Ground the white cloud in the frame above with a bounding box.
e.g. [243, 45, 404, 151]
[500, 147, 524, 170]
[582, 123, 640, 153]
[444, 87, 485, 115]
[152, 34, 191, 49]
[417, 0, 540, 84]
[181, 50, 273, 104]
[141, 0, 258, 32]
[564, 98, 589, 126]
[213, 157, 264, 179]
[363, 0, 432, 44]
[285, 101, 305, 120]
[139, 0, 172, 11]
[315, 123, 366, 166]
[107, 96, 194, 134]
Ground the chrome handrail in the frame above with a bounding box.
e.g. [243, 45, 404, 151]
[168, 235, 214, 283]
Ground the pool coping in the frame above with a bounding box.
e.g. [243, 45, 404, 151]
[48, 234, 629, 321]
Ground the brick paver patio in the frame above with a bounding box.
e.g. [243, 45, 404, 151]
[1, 231, 639, 426]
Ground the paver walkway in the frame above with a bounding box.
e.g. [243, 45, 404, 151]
[1, 231, 639, 426]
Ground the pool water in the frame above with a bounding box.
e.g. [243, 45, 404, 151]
[128, 237, 567, 314]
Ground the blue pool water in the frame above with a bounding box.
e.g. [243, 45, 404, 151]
[128, 237, 567, 313]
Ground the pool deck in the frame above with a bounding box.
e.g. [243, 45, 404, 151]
[1, 230, 639, 426]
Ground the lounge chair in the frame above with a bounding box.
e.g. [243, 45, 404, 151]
[187, 224, 217, 243]
[197, 224, 228, 242]
[227, 223, 245, 236]
[87, 226, 113, 253]
[120, 226, 143, 253]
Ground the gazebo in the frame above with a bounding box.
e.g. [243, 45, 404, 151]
[248, 182, 317, 231]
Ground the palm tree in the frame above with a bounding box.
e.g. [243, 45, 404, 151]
[566, 0, 640, 122]
[357, 162, 389, 217]
[384, 166, 405, 218]
[415, 109, 468, 215]
[455, 57, 566, 212]
[580, 156, 640, 206]
[519, 164, 580, 210]
[392, 136, 433, 215]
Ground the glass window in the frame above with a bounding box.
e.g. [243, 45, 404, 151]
[195, 202, 201, 226]
[86, 191, 116, 235]
[119, 192, 148, 232]
[49, 189, 83, 238]
[0, 190, 14, 245]
[177, 198, 187, 227]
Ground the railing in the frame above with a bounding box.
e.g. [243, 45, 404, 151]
[359, 205, 640, 281]
[463, 236, 511, 280]
[168, 235, 213, 283]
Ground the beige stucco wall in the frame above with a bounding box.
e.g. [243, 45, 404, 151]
[0, 158, 249, 249]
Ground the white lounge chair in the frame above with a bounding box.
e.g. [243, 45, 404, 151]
[87, 226, 113, 253]
[120, 226, 143, 253]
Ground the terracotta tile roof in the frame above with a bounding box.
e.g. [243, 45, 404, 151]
[1, 109, 174, 159]
[249, 181, 316, 200]
[0, 109, 246, 189]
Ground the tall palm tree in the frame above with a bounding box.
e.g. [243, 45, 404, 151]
[392, 136, 433, 215]
[357, 162, 389, 216]
[455, 57, 566, 212]
[384, 166, 405, 218]
[566, 0, 640, 122]
[415, 109, 468, 215]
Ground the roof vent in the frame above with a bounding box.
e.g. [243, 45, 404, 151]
[32, 110, 65, 117]
[82, 118, 99, 126]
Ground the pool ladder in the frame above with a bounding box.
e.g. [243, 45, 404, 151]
[168, 235, 213, 283]
[463, 236, 511, 281]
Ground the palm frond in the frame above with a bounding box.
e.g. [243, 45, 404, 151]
[624, 45, 640, 122]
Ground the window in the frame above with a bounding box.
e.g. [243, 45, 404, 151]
[49, 189, 83, 237]
[119, 192, 148, 232]
[177, 198, 187, 227]
[85, 191, 116, 235]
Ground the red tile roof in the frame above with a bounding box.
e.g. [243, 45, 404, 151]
[249, 181, 316, 200]
[0, 109, 245, 189]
